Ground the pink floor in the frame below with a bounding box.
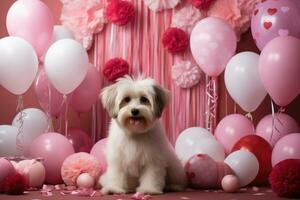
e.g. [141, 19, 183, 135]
[0, 187, 291, 200]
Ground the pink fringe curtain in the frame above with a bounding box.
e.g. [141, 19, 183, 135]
[92, 0, 210, 144]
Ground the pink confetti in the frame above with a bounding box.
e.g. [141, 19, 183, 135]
[131, 192, 152, 200]
[253, 193, 265, 196]
[252, 186, 259, 192]
[181, 196, 190, 200]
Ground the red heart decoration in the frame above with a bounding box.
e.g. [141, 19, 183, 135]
[254, 9, 259, 16]
[261, 0, 267, 3]
[264, 21, 272, 30]
[267, 8, 277, 15]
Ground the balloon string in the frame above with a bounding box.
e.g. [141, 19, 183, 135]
[245, 112, 253, 121]
[278, 106, 285, 114]
[205, 76, 218, 133]
[16, 95, 26, 156]
[46, 77, 52, 132]
[63, 95, 69, 137]
[270, 99, 275, 143]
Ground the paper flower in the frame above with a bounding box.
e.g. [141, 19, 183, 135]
[103, 58, 130, 82]
[0, 172, 28, 195]
[60, 0, 106, 49]
[172, 60, 201, 88]
[192, 0, 216, 11]
[105, 0, 135, 26]
[143, 0, 180, 12]
[61, 152, 102, 186]
[172, 4, 204, 33]
[162, 27, 189, 54]
[207, 0, 260, 39]
[269, 159, 300, 198]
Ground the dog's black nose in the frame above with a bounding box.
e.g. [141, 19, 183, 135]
[131, 108, 139, 116]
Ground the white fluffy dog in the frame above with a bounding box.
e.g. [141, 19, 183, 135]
[99, 76, 186, 194]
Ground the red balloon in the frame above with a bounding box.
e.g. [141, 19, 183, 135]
[232, 135, 272, 185]
[67, 128, 92, 153]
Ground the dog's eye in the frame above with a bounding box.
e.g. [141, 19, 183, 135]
[140, 96, 149, 103]
[124, 97, 131, 103]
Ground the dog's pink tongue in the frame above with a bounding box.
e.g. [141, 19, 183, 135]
[130, 118, 141, 126]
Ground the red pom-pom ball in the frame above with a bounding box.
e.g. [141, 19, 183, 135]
[162, 27, 189, 54]
[1, 172, 28, 195]
[105, 0, 135, 26]
[191, 0, 215, 11]
[103, 58, 130, 82]
[269, 159, 300, 198]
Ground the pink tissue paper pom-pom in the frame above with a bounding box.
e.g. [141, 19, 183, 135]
[61, 152, 102, 187]
[172, 4, 204, 33]
[60, 0, 106, 49]
[143, 0, 181, 12]
[207, 0, 260, 40]
[172, 60, 201, 88]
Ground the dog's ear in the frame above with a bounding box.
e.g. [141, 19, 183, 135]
[153, 85, 169, 118]
[100, 84, 118, 118]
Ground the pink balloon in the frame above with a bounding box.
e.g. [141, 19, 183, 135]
[259, 36, 300, 107]
[6, 0, 54, 57]
[67, 128, 92, 153]
[215, 114, 255, 154]
[70, 64, 101, 113]
[256, 113, 299, 147]
[272, 133, 300, 166]
[90, 138, 107, 172]
[190, 17, 237, 77]
[0, 158, 15, 184]
[251, 0, 300, 51]
[29, 132, 75, 184]
[34, 68, 65, 118]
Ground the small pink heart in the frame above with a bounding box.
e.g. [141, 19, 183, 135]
[281, 6, 290, 13]
[278, 29, 289, 36]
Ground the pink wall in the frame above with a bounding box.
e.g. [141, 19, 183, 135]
[0, 0, 299, 139]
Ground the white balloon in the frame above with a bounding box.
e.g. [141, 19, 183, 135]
[0, 125, 18, 156]
[175, 127, 214, 163]
[52, 25, 74, 42]
[224, 150, 259, 187]
[44, 39, 89, 94]
[225, 52, 267, 112]
[12, 108, 52, 155]
[193, 138, 225, 162]
[0, 36, 38, 95]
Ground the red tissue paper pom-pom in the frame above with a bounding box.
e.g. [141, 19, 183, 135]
[191, 0, 216, 11]
[105, 0, 135, 26]
[103, 58, 130, 82]
[269, 159, 300, 198]
[162, 27, 189, 54]
[0, 172, 28, 195]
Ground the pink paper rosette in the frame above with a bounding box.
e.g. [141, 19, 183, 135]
[207, 0, 260, 39]
[143, 0, 181, 12]
[172, 60, 201, 88]
[172, 4, 204, 33]
[60, 0, 106, 49]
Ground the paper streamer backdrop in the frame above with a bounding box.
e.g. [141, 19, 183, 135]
[92, 0, 206, 144]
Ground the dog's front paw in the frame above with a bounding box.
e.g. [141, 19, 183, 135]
[101, 186, 126, 195]
[137, 185, 163, 195]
